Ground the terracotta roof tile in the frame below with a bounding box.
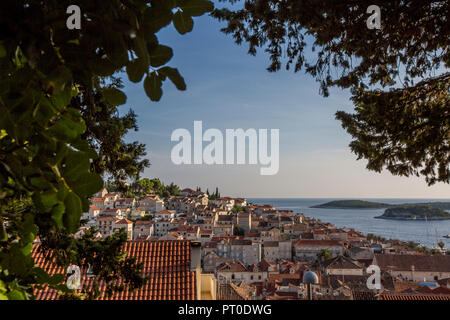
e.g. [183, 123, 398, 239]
[31, 240, 196, 300]
[156, 210, 174, 215]
[115, 218, 133, 224]
[375, 254, 450, 273]
[294, 239, 343, 247]
[378, 293, 450, 300]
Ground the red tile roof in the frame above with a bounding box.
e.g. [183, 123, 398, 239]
[217, 261, 248, 272]
[156, 210, 174, 215]
[97, 216, 116, 221]
[31, 240, 196, 300]
[115, 198, 135, 203]
[375, 254, 450, 272]
[142, 195, 159, 199]
[378, 293, 450, 300]
[294, 239, 343, 247]
[268, 273, 302, 282]
[244, 232, 260, 238]
[115, 219, 133, 225]
[431, 286, 450, 295]
[135, 220, 154, 225]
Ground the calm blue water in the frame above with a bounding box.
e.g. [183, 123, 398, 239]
[248, 198, 450, 248]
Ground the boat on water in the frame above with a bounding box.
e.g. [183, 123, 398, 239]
[444, 234, 450, 239]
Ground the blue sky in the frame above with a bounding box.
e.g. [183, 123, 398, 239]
[119, 8, 449, 199]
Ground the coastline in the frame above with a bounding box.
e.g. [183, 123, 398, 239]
[310, 206, 387, 210]
[248, 198, 450, 247]
[374, 216, 450, 221]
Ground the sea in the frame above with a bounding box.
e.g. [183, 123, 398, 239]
[248, 198, 450, 249]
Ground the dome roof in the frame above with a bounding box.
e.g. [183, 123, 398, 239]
[303, 271, 319, 284]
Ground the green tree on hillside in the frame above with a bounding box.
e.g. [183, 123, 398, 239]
[164, 182, 182, 197]
[232, 206, 245, 213]
[209, 187, 221, 200]
[317, 249, 332, 261]
[233, 225, 245, 236]
[136, 178, 155, 196]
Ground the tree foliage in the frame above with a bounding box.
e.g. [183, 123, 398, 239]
[79, 76, 150, 190]
[110, 177, 182, 199]
[208, 187, 221, 200]
[317, 248, 332, 261]
[212, 0, 449, 184]
[0, 0, 213, 300]
[336, 74, 449, 185]
[233, 224, 245, 236]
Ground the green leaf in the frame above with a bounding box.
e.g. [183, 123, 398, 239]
[144, 73, 163, 101]
[39, 192, 59, 208]
[162, 0, 178, 10]
[47, 274, 65, 286]
[89, 57, 117, 77]
[179, 0, 214, 17]
[63, 150, 89, 181]
[149, 45, 173, 67]
[173, 11, 194, 35]
[143, 6, 173, 33]
[102, 88, 127, 106]
[0, 218, 7, 242]
[50, 202, 65, 227]
[0, 45, 6, 58]
[63, 191, 82, 233]
[126, 59, 147, 83]
[47, 66, 73, 93]
[47, 109, 86, 141]
[21, 242, 33, 256]
[7, 290, 25, 300]
[158, 67, 186, 90]
[70, 172, 103, 198]
[133, 37, 150, 66]
[20, 214, 38, 244]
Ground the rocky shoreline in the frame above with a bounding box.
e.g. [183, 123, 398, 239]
[374, 215, 450, 221]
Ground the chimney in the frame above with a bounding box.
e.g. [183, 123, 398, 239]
[190, 241, 202, 299]
[190, 241, 202, 272]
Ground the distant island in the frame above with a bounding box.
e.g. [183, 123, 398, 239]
[311, 200, 450, 210]
[311, 200, 391, 209]
[310, 200, 450, 220]
[375, 205, 450, 220]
